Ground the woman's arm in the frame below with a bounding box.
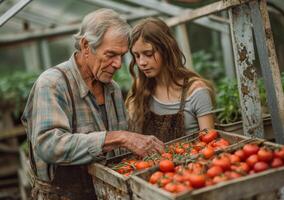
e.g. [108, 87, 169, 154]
[197, 113, 215, 131]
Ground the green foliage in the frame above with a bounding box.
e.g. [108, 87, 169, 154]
[216, 73, 284, 124]
[216, 78, 241, 124]
[113, 64, 132, 92]
[192, 50, 225, 84]
[0, 71, 38, 118]
[20, 140, 29, 155]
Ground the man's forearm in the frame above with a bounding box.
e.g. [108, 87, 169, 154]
[102, 130, 127, 152]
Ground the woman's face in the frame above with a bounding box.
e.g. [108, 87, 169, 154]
[131, 37, 162, 78]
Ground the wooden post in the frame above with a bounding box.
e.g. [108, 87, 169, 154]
[40, 39, 51, 69]
[229, 3, 264, 138]
[220, 12, 235, 78]
[23, 41, 41, 72]
[249, 0, 284, 144]
[221, 31, 235, 78]
[175, 24, 193, 69]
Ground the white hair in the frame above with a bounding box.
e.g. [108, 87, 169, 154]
[73, 9, 130, 52]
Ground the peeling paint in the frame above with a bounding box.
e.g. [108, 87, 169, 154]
[243, 64, 255, 80]
[238, 45, 247, 62]
[241, 83, 249, 96]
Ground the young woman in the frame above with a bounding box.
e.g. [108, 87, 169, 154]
[126, 18, 215, 142]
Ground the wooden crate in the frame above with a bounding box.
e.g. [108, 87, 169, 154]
[215, 116, 274, 141]
[88, 153, 133, 200]
[88, 130, 248, 200]
[129, 141, 284, 200]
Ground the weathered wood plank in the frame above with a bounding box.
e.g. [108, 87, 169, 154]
[166, 0, 251, 27]
[125, 0, 229, 33]
[0, 178, 18, 188]
[229, 3, 264, 138]
[0, 11, 157, 46]
[249, 0, 284, 144]
[0, 125, 26, 141]
[89, 163, 129, 193]
[93, 177, 131, 200]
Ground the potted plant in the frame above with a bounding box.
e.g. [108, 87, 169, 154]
[214, 73, 284, 141]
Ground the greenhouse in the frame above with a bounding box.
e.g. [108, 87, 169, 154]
[0, 0, 284, 199]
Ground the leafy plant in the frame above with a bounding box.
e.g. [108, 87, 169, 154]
[113, 64, 132, 93]
[0, 71, 38, 119]
[216, 73, 284, 124]
[216, 78, 241, 124]
[192, 50, 225, 84]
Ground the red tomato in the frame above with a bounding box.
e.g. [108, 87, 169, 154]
[135, 161, 150, 170]
[194, 141, 206, 151]
[253, 161, 269, 172]
[117, 165, 132, 174]
[164, 172, 175, 178]
[201, 147, 215, 159]
[226, 171, 242, 179]
[234, 149, 247, 161]
[211, 138, 230, 150]
[159, 177, 172, 187]
[187, 162, 204, 174]
[257, 148, 273, 162]
[164, 182, 177, 193]
[274, 147, 284, 159]
[173, 174, 184, 182]
[175, 184, 189, 193]
[200, 129, 218, 144]
[149, 171, 164, 184]
[246, 154, 259, 167]
[159, 160, 175, 172]
[212, 175, 229, 184]
[243, 144, 259, 157]
[212, 155, 231, 171]
[175, 147, 186, 154]
[206, 166, 223, 178]
[188, 174, 206, 188]
[181, 171, 192, 182]
[271, 158, 284, 168]
[190, 148, 199, 155]
[161, 153, 173, 160]
[182, 143, 190, 149]
[230, 154, 241, 164]
[174, 165, 184, 173]
[231, 162, 250, 174]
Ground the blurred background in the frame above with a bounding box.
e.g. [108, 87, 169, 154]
[0, 0, 283, 199]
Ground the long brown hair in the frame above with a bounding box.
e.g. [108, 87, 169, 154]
[125, 18, 214, 131]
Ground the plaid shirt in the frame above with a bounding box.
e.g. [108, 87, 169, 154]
[22, 53, 128, 181]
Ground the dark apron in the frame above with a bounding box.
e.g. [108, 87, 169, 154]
[29, 67, 97, 200]
[142, 80, 189, 142]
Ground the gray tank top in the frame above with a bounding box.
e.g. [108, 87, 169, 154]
[149, 88, 213, 133]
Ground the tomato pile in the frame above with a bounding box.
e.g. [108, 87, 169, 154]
[147, 143, 284, 194]
[111, 129, 230, 176]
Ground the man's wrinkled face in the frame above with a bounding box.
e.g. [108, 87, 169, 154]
[87, 29, 128, 83]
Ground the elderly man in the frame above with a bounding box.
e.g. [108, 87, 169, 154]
[22, 9, 164, 200]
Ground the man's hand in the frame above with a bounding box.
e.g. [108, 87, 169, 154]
[103, 131, 165, 157]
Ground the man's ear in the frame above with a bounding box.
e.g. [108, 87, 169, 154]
[79, 38, 89, 51]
